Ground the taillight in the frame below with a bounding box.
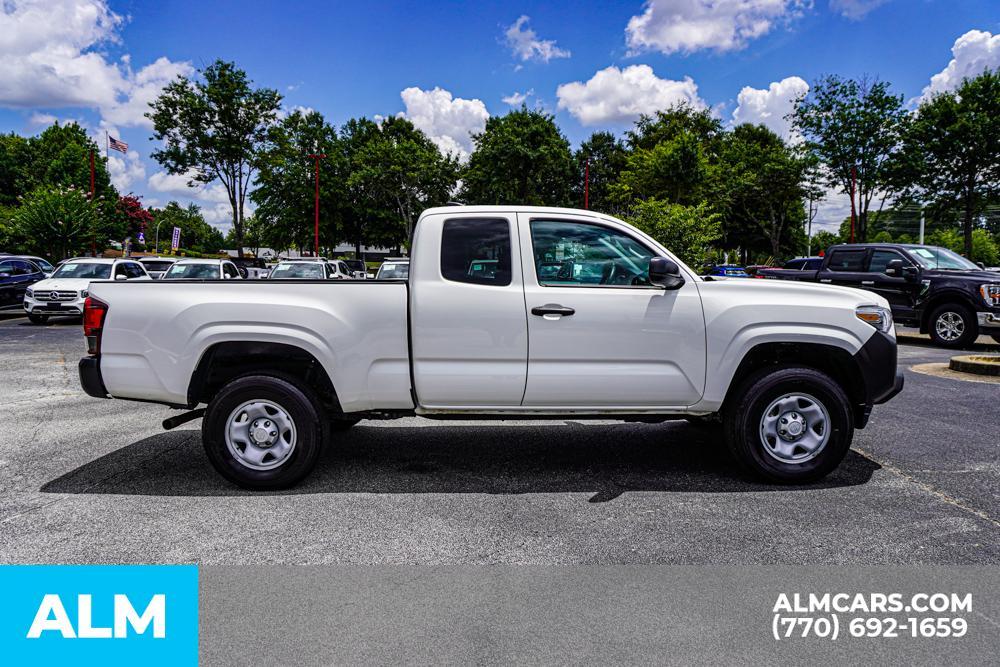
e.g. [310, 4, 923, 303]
[83, 296, 108, 355]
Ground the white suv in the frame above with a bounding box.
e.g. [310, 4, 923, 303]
[24, 258, 150, 324]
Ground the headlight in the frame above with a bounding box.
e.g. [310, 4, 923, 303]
[25, 288, 33, 298]
[981, 284, 1000, 308]
[856, 305, 893, 333]
[80, 289, 88, 298]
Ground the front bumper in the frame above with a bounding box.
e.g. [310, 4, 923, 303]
[79, 357, 109, 399]
[977, 312, 1000, 330]
[853, 330, 904, 427]
[23, 296, 85, 316]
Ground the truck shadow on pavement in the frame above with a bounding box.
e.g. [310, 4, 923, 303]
[40, 421, 880, 502]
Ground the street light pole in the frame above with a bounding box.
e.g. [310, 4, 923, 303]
[306, 153, 327, 257]
[154, 220, 164, 255]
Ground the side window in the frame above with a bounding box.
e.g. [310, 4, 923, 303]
[530, 219, 654, 287]
[826, 249, 868, 272]
[223, 263, 238, 278]
[440, 218, 511, 286]
[114, 263, 128, 278]
[867, 250, 908, 274]
[12, 260, 32, 275]
[0, 261, 13, 275]
[126, 263, 145, 278]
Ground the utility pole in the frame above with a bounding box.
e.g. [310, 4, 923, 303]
[918, 209, 925, 245]
[306, 153, 327, 257]
[584, 159, 590, 210]
[849, 166, 857, 243]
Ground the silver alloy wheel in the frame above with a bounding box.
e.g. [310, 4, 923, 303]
[759, 392, 831, 464]
[224, 400, 297, 471]
[934, 311, 965, 342]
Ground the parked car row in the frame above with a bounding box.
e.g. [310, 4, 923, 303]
[3, 253, 411, 324]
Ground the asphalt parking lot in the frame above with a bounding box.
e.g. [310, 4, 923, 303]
[0, 315, 997, 565]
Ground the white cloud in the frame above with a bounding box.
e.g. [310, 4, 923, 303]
[106, 149, 146, 192]
[556, 65, 705, 126]
[828, 0, 888, 20]
[812, 186, 853, 233]
[0, 1, 192, 127]
[625, 0, 807, 55]
[502, 89, 533, 106]
[731, 75, 808, 141]
[504, 15, 571, 63]
[918, 29, 1000, 103]
[397, 86, 489, 160]
[28, 112, 58, 127]
[148, 169, 241, 228]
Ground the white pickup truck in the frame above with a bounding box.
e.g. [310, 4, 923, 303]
[79, 206, 903, 489]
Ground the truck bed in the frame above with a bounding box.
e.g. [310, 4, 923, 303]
[88, 280, 413, 412]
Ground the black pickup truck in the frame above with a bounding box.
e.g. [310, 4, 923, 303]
[760, 243, 1000, 348]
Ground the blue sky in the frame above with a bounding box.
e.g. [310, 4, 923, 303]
[1, 1, 998, 230]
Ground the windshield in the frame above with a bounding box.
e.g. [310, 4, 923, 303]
[52, 262, 112, 279]
[377, 263, 409, 279]
[164, 263, 220, 279]
[269, 263, 325, 279]
[909, 246, 979, 270]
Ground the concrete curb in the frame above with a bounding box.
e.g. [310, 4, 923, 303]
[949, 354, 1000, 377]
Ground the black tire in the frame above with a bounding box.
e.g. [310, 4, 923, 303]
[330, 417, 361, 431]
[28, 314, 48, 324]
[723, 366, 853, 484]
[202, 374, 325, 490]
[927, 303, 978, 349]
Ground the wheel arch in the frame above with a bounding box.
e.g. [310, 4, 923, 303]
[720, 341, 868, 427]
[918, 291, 979, 333]
[187, 341, 343, 415]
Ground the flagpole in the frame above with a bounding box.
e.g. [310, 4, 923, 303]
[105, 130, 109, 161]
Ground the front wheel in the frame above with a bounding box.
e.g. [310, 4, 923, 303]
[28, 314, 48, 324]
[928, 303, 977, 348]
[202, 375, 325, 490]
[723, 366, 853, 484]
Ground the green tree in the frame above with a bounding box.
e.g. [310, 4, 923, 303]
[150, 201, 225, 255]
[460, 107, 574, 206]
[13, 186, 98, 259]
[810, 230, 840, 254]
[792, 76, 908, 243]
[252, 109, 345, 254]
[896, 69, 1000, 257]
[148, 60, 282, 255]
[717, 124, 810, 259]
[625, 199, 721, 268]
[626, 104, 722, 151]
[348, 116, 458, 246]
[572, 131, 628, 213]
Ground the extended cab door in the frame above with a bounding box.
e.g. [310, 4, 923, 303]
[818, 247, 871, 289]
[865, 248, 920, 321]
[410, 213, 528, 407]
[517, 213, 706, 408]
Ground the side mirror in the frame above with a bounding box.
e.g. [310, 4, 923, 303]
[648, 257, 685, 290]
[902, 265, 920, 282]
[0, 272, 9, 279]
[115, 273, 128, 281]
[884, 259, 903, 276]
[977, 262, 986, 270]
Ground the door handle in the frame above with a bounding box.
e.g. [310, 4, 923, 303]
[531, 304, 575, 317]
[861, 280, 875, 285]
[820, 279, 832, 283]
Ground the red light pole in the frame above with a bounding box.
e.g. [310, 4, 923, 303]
[306, 153, 327, 256]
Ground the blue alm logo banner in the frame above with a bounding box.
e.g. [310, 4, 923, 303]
[0, 565, 198, 666]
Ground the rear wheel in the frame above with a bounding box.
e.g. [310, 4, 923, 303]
[28, 314, 48, 324]
[928, 303, 977, 348]
[202, 375, 324, 490]
[723, 366, 853, 484]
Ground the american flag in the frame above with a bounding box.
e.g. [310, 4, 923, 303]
[108, 135, 128, 153]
